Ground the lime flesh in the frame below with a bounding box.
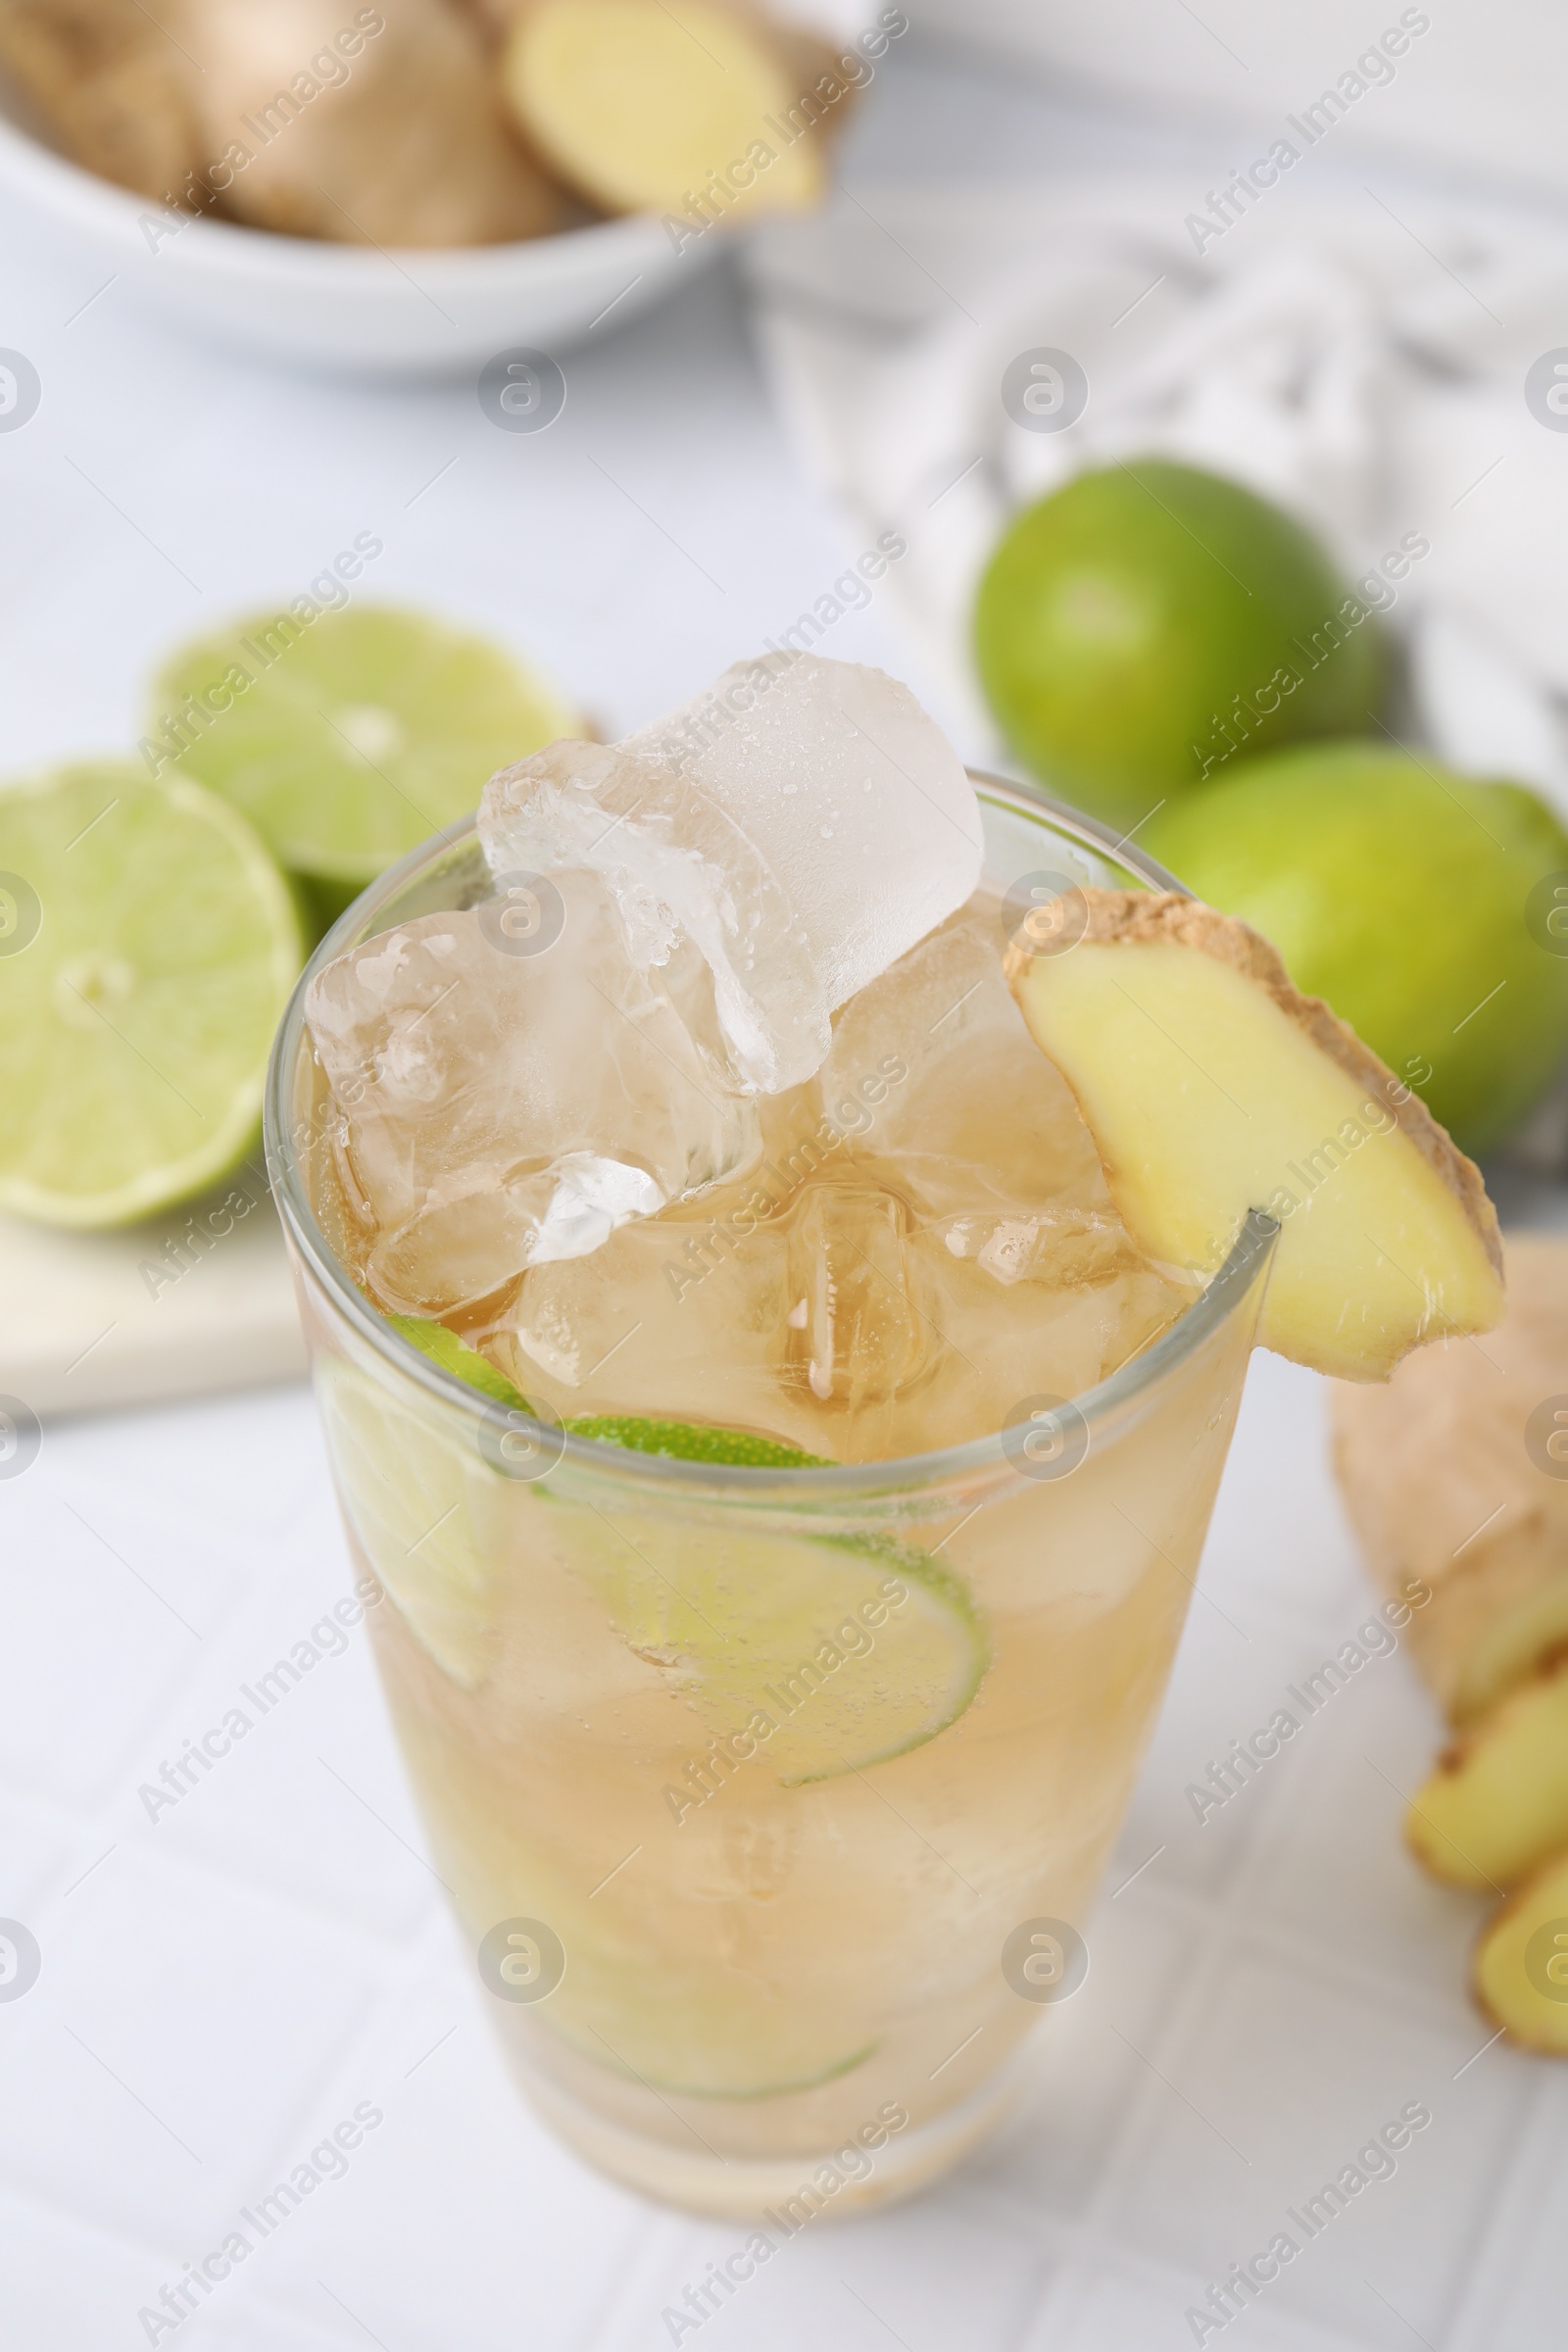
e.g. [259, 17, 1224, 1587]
[562, 1414, 830, 1467]
[556, 1506, 989, 1787]
[150, 606, 580, 887]
[387, 1314, 533, 1411]
[325, 1355, 888, 2093]
[331, 1327, 989, 2095]
[540, 1974, 875, 2100]
[1143, 742, 1568, 1152]
[318, 1356, 507, 1690]
[362, 1316, 989, 1780]
[386, 1317, 833, 1465]
[975, 459, 1385, 825]
[455, 1827, 878, 2097]
[0, 762, 301, 1227]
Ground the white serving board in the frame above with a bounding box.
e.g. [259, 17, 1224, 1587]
[0, 1181, 307, 1420]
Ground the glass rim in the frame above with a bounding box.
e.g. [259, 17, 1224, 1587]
[264, 768, 1274, 1500]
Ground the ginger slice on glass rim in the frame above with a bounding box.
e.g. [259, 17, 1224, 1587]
[1004, 889, 1503, 1382]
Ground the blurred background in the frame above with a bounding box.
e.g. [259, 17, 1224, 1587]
[3, 4, 1568, 2348]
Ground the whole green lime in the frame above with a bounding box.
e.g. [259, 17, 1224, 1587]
[1143, 742, 1568, 1153]
[974, 459, 1386, 826]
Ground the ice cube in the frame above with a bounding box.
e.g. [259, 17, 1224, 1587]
[304, 868, 759, 1315]
[491, 1193, 798, 1441]
[898, 1230, 1195, 1450]
[818, 905, 1112, 1218]
[491, 1168, 939, 1462]
[782, 1183, 929, 1411]
[477, 655, 984, 1094]
[931, 1208, 1140, 1289]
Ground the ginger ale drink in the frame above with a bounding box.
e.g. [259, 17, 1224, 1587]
[268, 658, 1273, 2214]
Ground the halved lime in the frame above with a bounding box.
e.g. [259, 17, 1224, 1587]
[558, 1507, 988, 1786]
[0, 761, 302, 1227]
[148, 606, 580, 888]
[318, 1353, 505, 1690]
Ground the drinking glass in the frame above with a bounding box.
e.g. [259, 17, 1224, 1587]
[265, 776, 1275, 2217]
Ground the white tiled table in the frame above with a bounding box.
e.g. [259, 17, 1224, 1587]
[7, 1356, 1563, 2352]
[3, 39, 1565, 2352]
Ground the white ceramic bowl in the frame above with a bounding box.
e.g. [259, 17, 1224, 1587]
[0, 97, 716, 376]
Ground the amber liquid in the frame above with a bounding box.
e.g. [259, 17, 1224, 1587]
[302, 889, 1255, 2211]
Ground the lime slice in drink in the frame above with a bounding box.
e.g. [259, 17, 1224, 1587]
[364, 1336, 987, 1768]
[318, 1354, 506, 1690]
[327, 1341, 977, 2091]
[542, 1962, 875, 2100]
[383, 1320, 831, 1465]
[561, 1414, 831, 1468]
[387, 1314, 533, 1411]
[351, 1325, 988, 1779]
[558, 1505, 988, 1786]
[461, 1829, 877, 2098]
[0, 761, 302, 1227]
[149, 606, 580, 891]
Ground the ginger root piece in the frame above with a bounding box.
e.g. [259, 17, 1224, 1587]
[503, 0, 831, 221]
[451, 0, 519, 37]
[1005, 892, 1503, 1382]
[189, 0, 566, 247]
[0, 0, 201, 199]
[1331, 1234, 1568, 1722]
[1474, 1847, 1568, 2054]
[1406, 1653, 1568, 1888]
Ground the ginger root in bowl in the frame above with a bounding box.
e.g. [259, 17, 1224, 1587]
[0, 0, 203, 200]
[501, 0, 846, 223]
[0, 0, 563, 243]
[189, 0, 566, 247]
[0, 0, 852, 248]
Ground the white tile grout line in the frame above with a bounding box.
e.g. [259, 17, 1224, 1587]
[1127, 1695, 1445, 1933]
[1440, 2065, 1568, 2352]
[24, 1677, 1439, 2017]
[576, 2211, 735, 2352]
[982, 1862, 1538, 2319]
[9, 1836, 1551, 2352]
[1050, 1902, 1249, 2260]
[36, 1729, 1508, 2352]
[0, 1534, 454, 2157]
[12, 1681, 446, 1969]
[1104, 1865, 1511, 2056]
[1015, 2230, 1385, 2352]
[0, 1918, 438, 2280]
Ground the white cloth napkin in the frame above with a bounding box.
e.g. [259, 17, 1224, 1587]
[746, 172, 1568, 822]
